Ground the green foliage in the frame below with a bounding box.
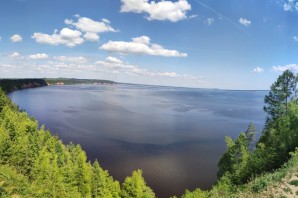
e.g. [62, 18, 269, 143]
[263, 69, 297, 128]
[121, 170, 155, 198]
[91, 160, 121, 198]
[0, 79, 47, 93]
[289, 180, 298, 186]
[0, 87, 154, 198]
[181, 189, 208, 198]
[182, 147, 298, 198]
[2, 70, 298, 198]
[179, 70, 298, 198]
[217, 133, 250, 184]
[245, 122, 256, 153]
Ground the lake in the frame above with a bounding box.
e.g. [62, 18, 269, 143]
[8, 84, 267, 197]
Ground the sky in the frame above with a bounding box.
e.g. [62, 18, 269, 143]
[0, 0, 298, 89]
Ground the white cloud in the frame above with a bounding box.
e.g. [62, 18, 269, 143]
[272, 64, 298, 72]
[10, 34, 23, 42]
[120, 0, 191, 22]
[65, 16, 116, 42]
[96, 56, 200, 80]
[65, 16, 116, 33]
[32, 28, 84, 47]
[239, 18, 251, 27]
[102, 18, 111, 23]
[83, 32, 100, 41]
[293, 36, 298, 42]
[100, 35, 187, 57]
[53, 56, 87, 63]
[9, 52, 21, 58]
[252, 67, 264, 73]
[283, 0, 298, 11]
[28, 53, 49, 59]
[205, 18, 214, 26]
[189, 14, 198, 19]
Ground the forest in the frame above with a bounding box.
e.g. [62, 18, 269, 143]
[0, 79, 47, 93]
[0, 78, 116, 94]
[0, 70, 298, 197]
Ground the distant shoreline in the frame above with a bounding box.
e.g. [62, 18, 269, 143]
[0, 78, 117, 93]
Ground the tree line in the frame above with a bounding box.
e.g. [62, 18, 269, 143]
[0, 79, 48, 93]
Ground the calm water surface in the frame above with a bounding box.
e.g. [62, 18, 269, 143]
[8, 84, 267, 197]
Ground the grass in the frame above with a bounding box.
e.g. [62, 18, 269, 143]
[231, 148, 298, 197]
[289, 180, 298, 186]
[283, 187, 292, 193]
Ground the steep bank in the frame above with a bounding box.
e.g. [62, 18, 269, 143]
[0, 78, 116, 94]
[0, 79, 47, 93]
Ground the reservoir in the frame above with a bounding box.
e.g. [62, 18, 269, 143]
[8, 84, 267, 197]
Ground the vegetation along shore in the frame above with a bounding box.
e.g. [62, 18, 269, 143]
[0, 70, 298, 197]
[0, 78, 116, 93]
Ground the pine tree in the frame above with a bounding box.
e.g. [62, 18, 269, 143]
[91, 160, 120, 198]
[71, 145, 92, 197]
[121, 170, 155, 198]
[264, 70, 298, 126]
[245, 122, 256, 153]
[217, 133, 250, 184]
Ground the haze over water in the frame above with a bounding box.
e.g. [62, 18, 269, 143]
[9, 84, 267, 197]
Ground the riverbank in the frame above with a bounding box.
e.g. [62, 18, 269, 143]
[0, 79, 48, 93]
[0, 78, 117, 94]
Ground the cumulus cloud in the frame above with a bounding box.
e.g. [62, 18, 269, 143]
[83, 32, 100, 41]
[32, 28, 84, 47]
[272, 64, 298, 72]
[10, 34, 23, 42]
[53, 56, 87, 63]
[9, 52, 21, 58]
[283, 0, 298, 11]
[239, 18, 251, 27]
[120, 0, 191, 22]
[65, 16, 116, 41]
[205, 18, 214, 26]
[65, 17, 116, 33]
[252, 67, 264, 73]
[293, 36, 298, 42]
[96, 56, 200, 80]
[29, 53, 49, 59]
[100, 35, 187, 57]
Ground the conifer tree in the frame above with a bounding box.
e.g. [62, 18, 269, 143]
[91, 160, 120, 198]
[245, 122, 256, 153]
[121, 170, 155, 198]
[264, 70, 297, 126]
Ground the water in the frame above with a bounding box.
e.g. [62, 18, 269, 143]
[8, 84, 267, 197]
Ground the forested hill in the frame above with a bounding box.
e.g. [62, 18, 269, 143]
[0, 78, 116, 94]
[0, 79, 47, 93]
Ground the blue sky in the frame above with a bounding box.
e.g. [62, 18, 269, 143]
[0, 0, 298, 89]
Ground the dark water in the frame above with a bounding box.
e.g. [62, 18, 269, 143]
[8, 84, 267, 197]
